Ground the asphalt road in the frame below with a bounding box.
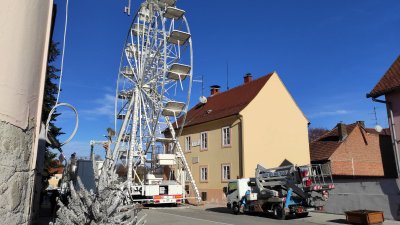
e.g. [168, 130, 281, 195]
[140, 206, 325, 225]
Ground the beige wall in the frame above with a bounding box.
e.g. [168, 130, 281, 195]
[180, 72, 310, 202]
[0, 0, 53, 129]
[179, 116, 240, 194]
[240, 72, 310, 177]
[48, 174, 63, 189]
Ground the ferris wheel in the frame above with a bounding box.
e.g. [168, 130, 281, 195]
[113, 0, 200, 202]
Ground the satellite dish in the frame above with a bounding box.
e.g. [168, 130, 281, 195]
[199, 96, 207, 104]
[375, 124, 383, 133]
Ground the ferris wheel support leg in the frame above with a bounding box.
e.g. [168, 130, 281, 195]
[127, 88, 141, 185]
[112, 90, 136, 162]
[165, 117, 201, 204]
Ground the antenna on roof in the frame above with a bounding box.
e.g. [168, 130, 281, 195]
[202, 75, 204, 96]
[373, 106, 378, 125]
[372, 106, 383, 133]
[193, 75, 207, 104]
[226, 61, 229, 90]
[124, 0, 132, 16]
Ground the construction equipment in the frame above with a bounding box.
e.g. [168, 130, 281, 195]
[225, 163, 335, 219]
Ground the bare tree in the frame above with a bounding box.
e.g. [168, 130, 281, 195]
[309, 127, 329, 142]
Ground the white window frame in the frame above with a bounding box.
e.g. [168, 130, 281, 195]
[222, 164, 231, 181]
[185, 136, 191, 152]
[200, 166, 208, 182]
[222, 126, 231, 147]
[200, 132, 208, 150]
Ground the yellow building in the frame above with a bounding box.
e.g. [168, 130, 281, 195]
[47, 167, 64, 190]
[178, 72, 310, 203]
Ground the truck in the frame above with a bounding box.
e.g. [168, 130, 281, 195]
[224, 163, 335, 219]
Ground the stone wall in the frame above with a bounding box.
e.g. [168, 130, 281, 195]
[0, 121, 35, 225]
[325, 177, 400, 220]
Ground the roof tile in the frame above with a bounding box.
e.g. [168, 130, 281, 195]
[368, 56, 400, 98]
[179, 73, 274, 127]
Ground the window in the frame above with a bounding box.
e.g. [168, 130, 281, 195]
[222, 126, 231, 146]
[185, 185, 190, 195]
[200, 166, 208, 182]
[200, 132, 208, 150]
[201, 192, 207, 201]
[227, 181, 238, 194]
[185, 136, 191, 152]
[222, 164, 231, 181]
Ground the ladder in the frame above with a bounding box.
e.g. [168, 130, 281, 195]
[165, 116, 201, 203]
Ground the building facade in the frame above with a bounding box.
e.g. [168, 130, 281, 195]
[177, 72, 310, 203]
[310, 121, 396, 177]
[368, 56, 400, 178]
[0, 1, 54, 224]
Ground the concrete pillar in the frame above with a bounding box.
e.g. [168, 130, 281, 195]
[0, 0, 54, 224]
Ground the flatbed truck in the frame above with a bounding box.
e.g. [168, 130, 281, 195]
[224, 164, 335, 219]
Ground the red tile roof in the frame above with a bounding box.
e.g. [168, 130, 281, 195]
[179, 73, 274, 128]
[310, 123, 358, 161]
[310, 122, 390, 161]
[48, 166, 64, 174]
[368, 56, 400, 98]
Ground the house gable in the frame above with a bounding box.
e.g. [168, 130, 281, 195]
[239, 72, 310, 177]
[368, 56, 400, 98]
[329, 125, 385, 176]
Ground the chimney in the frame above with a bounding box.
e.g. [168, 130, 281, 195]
[337, 122, 348, 141]
[210, 85, 221, 96]
[357, 121, 365, 128]
[244, 73, 253, 84]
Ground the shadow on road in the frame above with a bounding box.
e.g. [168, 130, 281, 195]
[327, 219, 348, 224]
[205, 207, 310, 221]
[205, 207, 231, 214]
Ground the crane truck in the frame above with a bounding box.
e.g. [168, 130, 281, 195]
[224, 164, 335, 219]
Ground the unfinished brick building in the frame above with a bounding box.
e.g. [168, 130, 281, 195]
[310, 121, 397, 177]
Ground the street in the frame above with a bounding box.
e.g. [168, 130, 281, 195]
[140, 205, 400, 225]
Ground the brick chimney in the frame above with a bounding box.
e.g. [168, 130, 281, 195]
[210, 85, 221, 96]
[244, 73, 253, 83]
[337, 122, 348, 141]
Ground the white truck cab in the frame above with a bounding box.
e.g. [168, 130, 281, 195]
[225, 178, 250, 212]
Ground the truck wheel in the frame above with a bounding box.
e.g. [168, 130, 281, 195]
[273, 205, 286, 220]
[295, 212, 309, 218]
[232, 204, 240, 215]
[227, 203, 231, 209]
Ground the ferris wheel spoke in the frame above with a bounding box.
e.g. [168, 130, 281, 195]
[139, 91, 154, 137]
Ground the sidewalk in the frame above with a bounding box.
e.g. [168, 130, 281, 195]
[305, 212, 400, 225]
[201, 203, 400, 225]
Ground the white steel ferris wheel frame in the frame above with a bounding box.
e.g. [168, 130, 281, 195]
[112, 0, 200, 202]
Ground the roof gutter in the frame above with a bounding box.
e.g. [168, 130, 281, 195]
[369, 96, 400, 178]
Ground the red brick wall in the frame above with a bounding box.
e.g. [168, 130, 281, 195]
[330, 125, 385, 176]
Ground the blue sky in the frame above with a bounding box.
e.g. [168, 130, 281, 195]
[51, 0, 400, 157]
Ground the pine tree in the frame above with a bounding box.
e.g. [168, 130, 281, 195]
[42, 41, 64, 148]
[42, 41, 64, 183]
[52, 143, 146, 225]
